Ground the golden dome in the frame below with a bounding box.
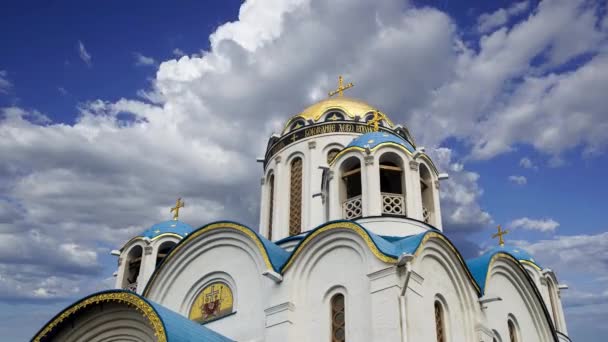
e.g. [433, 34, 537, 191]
[283, 97, 394, 132]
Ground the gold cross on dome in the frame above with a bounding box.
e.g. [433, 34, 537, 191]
[170, 198, 185, 221]
[492, 225, 509, 247]
[367, 110, 386, 132]
[328, 75, 354, 97]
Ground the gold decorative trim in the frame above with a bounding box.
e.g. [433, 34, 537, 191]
[281, 221, 397, 272]
[144, 222, 274, 296]
[32, 291, 166, 342]
[330, 142, 439, 175]
[518, 259, 542, 271]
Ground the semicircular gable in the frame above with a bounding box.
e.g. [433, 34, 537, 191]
[484, 253, 559, 341]
[144, 221, 289, 297]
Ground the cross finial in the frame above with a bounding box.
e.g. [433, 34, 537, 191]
[367, 110, 386, 132]
[170, 198, 185, 221]
[328, 75, 354, 97]
[492, 225, 509, 247]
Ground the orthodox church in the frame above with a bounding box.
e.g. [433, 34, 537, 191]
[33, 77, 570, 342]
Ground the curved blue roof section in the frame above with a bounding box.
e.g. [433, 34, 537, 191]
[466, 245, 541, 294]
[32, 289, 233, 342]
[140, 220, 194, 240]
[346, 131, 415, 152]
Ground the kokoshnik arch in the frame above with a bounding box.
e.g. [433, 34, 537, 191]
[33, 77, 570, 342]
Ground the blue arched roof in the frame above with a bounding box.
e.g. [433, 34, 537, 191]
[466, 245, 541, 294]
[140, 220, 194, 240]
[346, 131, 415, 153]
[32, 290, 233, 342]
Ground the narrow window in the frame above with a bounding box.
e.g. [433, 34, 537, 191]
[123, 245, 143, 291]
[267, 174, 275, 240]
[156, 241, 176, 267]
[434, 301, 445, 342]
[341, 157, 362, 219]
[508, 320, 517, 342]
[331, 294, 345, 342]
[379, 152, 406, 216]
[289, 158, 303, 236]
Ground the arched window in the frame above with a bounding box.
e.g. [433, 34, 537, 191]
[327, 148, 341, 164]
[508, 319, 517, 342]
[434, 300, 445, 342]
[419, 163, 435, 224]
[379, 152, 406, 216]
[123, 245, 143, 291]
[156, 241, 176, 267]
[189, 282, 234, 324]
[289, 157, 303, 236]
[267, 174, 275, 240]
[340, 157, 362, 219]
[331, 294, 345, 342]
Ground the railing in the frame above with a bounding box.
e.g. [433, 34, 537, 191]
[126, 282, 138, 292]
[422, 206, 430, 223]
[343, 195, 362, 219]
[381, 193, 406, 216]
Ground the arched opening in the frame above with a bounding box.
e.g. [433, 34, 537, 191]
[267, 173, 275, 240]
[156, 241, 176, 267]
[419, 163, 435, 224]
[379, 152, 406, 216]
[122, 245, 142, 291]
[331, 293, 345, 342]
[508, 319, 518, 342]
[327, 148, 341, 165]
[434, 300, 446, 342]
[289, 157, 303, 236]
[340, 157, 362, 219]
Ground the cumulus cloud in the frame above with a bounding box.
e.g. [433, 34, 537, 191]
[0, 70, 12, 94]
[508, 175, 527, 185]
[477, 1, 529, 34]
[172, 48, 185, 57]
[510, 217, 559, 232]
[77, 40, 92, 66]
[133, 52, 156, 66]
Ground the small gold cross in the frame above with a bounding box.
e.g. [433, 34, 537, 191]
[328, 75, 354, 97]
[291, 134, 298, 142]
[367, 110, 386, 132]
[492, 225, 509, 247]
[170, 198, 185, 221]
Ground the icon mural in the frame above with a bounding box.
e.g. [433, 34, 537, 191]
[189, 282, 234, 323]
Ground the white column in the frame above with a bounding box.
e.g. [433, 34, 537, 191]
[115, 256, 126, 289]
[304, 141, 318, 231]
[368, 267, 402, 342]
[264, 302, 295, 342]
[274, 155, 289, 239]
[407, 161, 423, 221]
[259, 176, 268, 237]
[364, 155, 382, 217]
[433, 180, 443, 230]
[138, 244, 156, 294]
[329, 169, 341, 220]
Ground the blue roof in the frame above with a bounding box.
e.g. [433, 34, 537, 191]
[346, 131, 415, 152]
[254, 227, 291, 272]
[150, 297, 234, 342]
[32, 289, 234, 342]
[466, 245, 541, 294]
[140, 220, 194, 240]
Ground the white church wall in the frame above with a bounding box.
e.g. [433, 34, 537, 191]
[355, 216, 430, 237]
[482, 258, 554, 342]
[407, 238, 479, 342]
[145, 229, 274, 342]
[282, 229, 391, 342]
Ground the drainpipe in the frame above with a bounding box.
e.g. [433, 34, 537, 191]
[397, 253, 414, 342]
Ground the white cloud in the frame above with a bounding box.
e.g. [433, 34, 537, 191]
[510, 217, 559, 232]
[477, 1, 529, 34]
[519, 157, 537, 169]
[133, 52, 156, 66]
[508, 175, 527, 185]
[77, 40, 92, 66]
[172, 48, 185, 57]
[0, 70, 12, 94]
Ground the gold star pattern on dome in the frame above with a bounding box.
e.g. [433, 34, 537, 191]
[328, 75, 354, 97]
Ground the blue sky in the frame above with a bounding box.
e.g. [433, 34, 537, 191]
[1, 0, 607, 341]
